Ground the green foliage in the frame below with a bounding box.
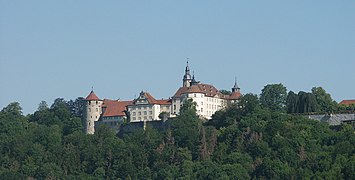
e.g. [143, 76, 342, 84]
[219, 90, 232, 95]
[311, 87, 338, 113]
[287, 91, 319, 113]
[260, 83, 287, 112]
[0, 94, 354, 179]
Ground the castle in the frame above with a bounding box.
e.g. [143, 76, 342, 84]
[83, 62, 242, 134]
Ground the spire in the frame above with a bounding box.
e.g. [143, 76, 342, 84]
[232, 77, 240, 93]
[185, 58, 191, 75]
[190, 71, 199, 86]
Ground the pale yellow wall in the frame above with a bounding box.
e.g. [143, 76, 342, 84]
[84, 100, 103, 134]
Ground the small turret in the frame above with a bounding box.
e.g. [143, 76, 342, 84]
[190, 72, 200, 86]
[229, 78, 242, 102]
[232, 78, 240, 93]
[83, 89, 103, 134]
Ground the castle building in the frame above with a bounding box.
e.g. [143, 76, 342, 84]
[127, 91, 171, 122]
[171, 62, 241, 119]
[83, 62, 242, 134]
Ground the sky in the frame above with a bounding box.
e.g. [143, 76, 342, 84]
[1, 1, 354, 114]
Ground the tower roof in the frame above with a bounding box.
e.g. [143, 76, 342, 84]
[85, 90, 101, 101]
[183, 60, 192, 80]
[232, 77, 240, 93]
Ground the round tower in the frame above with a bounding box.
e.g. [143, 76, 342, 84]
[83, 90, 103, 134]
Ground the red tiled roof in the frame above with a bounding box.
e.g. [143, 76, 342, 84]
[85, 90, 101, 101]
[102, 99, 133, 117]
[339, 100, 355, 105]
[185, 85, 204, 93]
[156, 99, 172, 105]
[173, 84, 225, 98]
[227, 91, 242, 100]
[143, 92, 158, 104]
[132, 92, 171, 105]
[173, 87, 189, 97]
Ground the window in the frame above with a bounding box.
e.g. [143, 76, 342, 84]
[89, 108, 91, 112]
[138, 117, 141, 120]
[149, 116, 153, 119]
[89, 101, 91, 105]
[138, 112, 141, 115]
[144, 116, 147, 120]
[96, 101, 98, 105]
[149, 111, 152, 115]
[144, 111, 147, 115]
[133, 117, 136, 120]
[174, 105, 176, 110]
[133, 112, 136, 116]
[194, 94, 196, 97]
[96, 108, 98, 112]
[201, 108, 203, 112]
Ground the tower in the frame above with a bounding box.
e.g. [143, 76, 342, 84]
[183, 60, 192, 87]
[229, 78, 242, 103]
[83, 90, 103, 134]
[232, 78, 240, 93]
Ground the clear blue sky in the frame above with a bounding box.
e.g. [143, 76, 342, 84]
[1, 1, 354, 114]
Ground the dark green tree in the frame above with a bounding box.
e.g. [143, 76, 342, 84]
[311, 87, 337, 112]
[260, 84, 287, 112]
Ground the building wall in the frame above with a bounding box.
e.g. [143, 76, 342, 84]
[128, 103, 172, 122]
[84, 100, 103, 134]
[172, 93, 228, 119]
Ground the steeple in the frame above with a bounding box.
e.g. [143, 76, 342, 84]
[232, 77, 240, 93]
[190, 71, 199, 86]
[183, 59, 192, 87]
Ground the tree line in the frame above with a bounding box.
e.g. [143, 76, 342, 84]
[0, 84, 354, 179]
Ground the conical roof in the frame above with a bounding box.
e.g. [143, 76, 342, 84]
[85, 90, 101, 101]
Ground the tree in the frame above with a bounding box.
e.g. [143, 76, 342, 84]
[219, 90, 232, 96]
[37, 101, 49, 111]
[239, 93, 260, 115]
[311, 87, 337, 112]
[286, 91, 298, 113]
[260, 84, 287, 112]
[67, 97, 85, 118]
[297, 91, 318, 113]
[171, 99, 201, 160]
[1, 102, 23, 116]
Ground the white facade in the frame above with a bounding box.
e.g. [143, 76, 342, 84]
[172, 91, 228, 119]
[171, 62, 241, 119]
[127, 91, 171, 122]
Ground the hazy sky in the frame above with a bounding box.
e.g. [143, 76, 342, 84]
[1, 1, 354, 114]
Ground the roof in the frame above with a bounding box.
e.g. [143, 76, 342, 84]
[173, 83, 236, 99]
[228, 91, 242, 100]
[339, 100, 355, 105]
[156, 99, 172, 105]
[143, 92, 158, 104]
[132, 92, 172, 105]
[101, 99, 133, 117]
[85, 90, 101, 101]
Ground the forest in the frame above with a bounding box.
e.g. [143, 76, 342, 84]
[0, 84, 354, 179]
